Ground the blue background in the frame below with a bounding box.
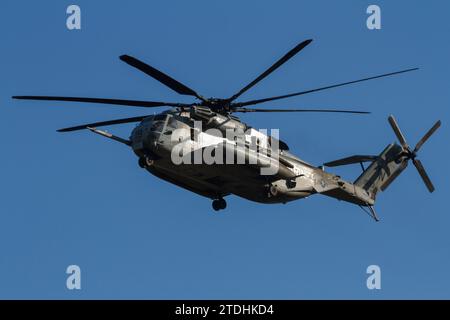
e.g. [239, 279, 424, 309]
[1, 0, 448, 299]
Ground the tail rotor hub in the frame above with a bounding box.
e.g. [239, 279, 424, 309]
[388, 115, 441, 193]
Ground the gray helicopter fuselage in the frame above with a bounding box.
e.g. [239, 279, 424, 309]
[129, 108, 374, 205]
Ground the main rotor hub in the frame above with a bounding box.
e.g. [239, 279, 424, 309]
[204, 98, 232, 111]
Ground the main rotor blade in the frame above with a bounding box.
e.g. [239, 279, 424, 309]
[227, 39, 313, 102]
[120, 55, 204, 100]
[12, 96, 189, 108]
[233, 107, 370, 114]
[414, 120, 441, 153]
[57, 115, 149, 132]
[388, 115, 409, 149]
[413, 159, 435, 193]
[235, 68, 419, 107]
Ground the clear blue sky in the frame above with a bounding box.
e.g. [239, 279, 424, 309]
[1, 0, 449, 299]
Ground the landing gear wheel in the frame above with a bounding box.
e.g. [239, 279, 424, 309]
[212, 198, 227, 211]
[212, 200, 221, 211]
[218, 198, 227, 210]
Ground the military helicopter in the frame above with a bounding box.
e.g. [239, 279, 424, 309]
[13, 39, 441, 220]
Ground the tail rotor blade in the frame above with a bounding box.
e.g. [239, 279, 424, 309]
[388, 115, 409, 149]
[413, 159, 435, 193]
[414, 120, 441, 153]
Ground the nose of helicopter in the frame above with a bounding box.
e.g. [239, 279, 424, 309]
[130, 116, 167, 156]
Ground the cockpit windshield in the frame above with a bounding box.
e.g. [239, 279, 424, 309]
[147, 114, 191, 136]
[153, 115, 167, 121]
[150, 114, 168, 133]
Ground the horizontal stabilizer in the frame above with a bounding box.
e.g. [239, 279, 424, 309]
[324, 155, 378, 167]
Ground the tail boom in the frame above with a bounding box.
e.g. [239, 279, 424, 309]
[354, 143, 408, 200]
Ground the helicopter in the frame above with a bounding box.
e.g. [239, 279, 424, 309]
[12, 39, 441, 220]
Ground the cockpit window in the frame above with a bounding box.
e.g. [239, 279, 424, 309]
[151, 120, 165, 132]
[153, 114, 167, 121]
[153, 115, 167, 121]
[148, 114, 168, 133]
